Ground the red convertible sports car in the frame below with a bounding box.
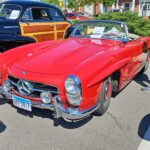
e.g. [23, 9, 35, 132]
[0, 20, 150, 121]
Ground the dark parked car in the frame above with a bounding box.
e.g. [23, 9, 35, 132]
[0, 1, 72, 52]
[109, 8, 121, 13]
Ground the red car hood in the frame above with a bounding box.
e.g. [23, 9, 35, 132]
[12, 38, 120, 75]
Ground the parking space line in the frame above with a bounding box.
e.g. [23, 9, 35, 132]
[138, 126, 150, 150]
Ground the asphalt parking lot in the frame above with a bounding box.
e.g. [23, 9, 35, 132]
[0, 68, 150, 150]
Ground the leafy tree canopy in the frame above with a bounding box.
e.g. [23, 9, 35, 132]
[68, 0, 103, 12]
[103, 0, 115, 6]
[94, 11, 150, 36]
[42, 0, 59, 6]
[67, 0, 79, 11]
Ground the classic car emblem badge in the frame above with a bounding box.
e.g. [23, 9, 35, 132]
[17, 80, 33, 96]
[22, 72, 26, 75]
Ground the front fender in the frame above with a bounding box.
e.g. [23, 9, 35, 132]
[0, 34, 36, 51]
[0, 34, 36, 42]
[73, 53, 131, 88]
[87, 58, 130, 88]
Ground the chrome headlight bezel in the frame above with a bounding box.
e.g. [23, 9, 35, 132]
[65, 75, 82, 106]
[65, 75, 81, 95]
[2, 80, 11, 92]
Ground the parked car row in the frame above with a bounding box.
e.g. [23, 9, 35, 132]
[0, 1, 149, 123]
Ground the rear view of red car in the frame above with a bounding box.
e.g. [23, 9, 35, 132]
[65, 12, 91, 21]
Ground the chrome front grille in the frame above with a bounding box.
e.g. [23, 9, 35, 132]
[8, 76, 59, 98]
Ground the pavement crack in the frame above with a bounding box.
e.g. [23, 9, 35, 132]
[107, 111, 135, 147]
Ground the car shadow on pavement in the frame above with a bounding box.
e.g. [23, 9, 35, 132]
[138, 114, 150, 141]
[0, 98, 9, 105]
[54, 115, 93, 128]
[8, 101, 93, 129]
[134, 73, 150, 88]
[0, 121, 6, 134]
[112, 73, 149, 98]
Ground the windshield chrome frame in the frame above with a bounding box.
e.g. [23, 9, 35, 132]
[71, 20, 129, 41]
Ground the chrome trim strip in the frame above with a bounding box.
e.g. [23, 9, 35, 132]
[8, 75, 60, 93]
[8, 78, 60, 94]
[31, 88, 60, 94]
[121, 64, 144, 89]
[3, 26, 19, 29]
[0, 87, 99, 120]
[54, 96, 100, 120]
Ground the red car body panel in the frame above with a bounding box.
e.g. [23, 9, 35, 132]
[0, 36, 150, 111]
[65, 12, 91, 21]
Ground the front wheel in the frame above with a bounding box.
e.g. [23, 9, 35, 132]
[94, 77, 112, 116]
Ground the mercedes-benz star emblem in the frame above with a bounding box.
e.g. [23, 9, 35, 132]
[22, 72, 26, 75]
[17, 80, 33, 96]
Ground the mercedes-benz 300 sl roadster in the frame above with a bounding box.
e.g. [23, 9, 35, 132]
[0, 20, 149, 121]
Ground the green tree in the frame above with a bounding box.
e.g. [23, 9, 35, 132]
[68, 0, 103, 15]
[68, 0, 115, 15]
[42, 0, 59, 6]
[103, 0, 115, 6]
[67, 0, 79, 11]
[94, 11, 150, 36]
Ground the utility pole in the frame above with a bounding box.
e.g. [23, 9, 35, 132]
[116, 0, 119, 9]
[132, 0, 135, 12]
[64, 0, 66, 11]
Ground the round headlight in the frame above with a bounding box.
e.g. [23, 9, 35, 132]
[3, 80, 11, 92]
[65, 75, 81, 95]
[65, 75, 82, 106]
[40, 92, 52, 104]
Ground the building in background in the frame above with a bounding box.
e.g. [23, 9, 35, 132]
[139, 0, 150, 16]
[0, 0, 149, 17]
[117, 0, 150, 16]
[78, 0, 150, 17]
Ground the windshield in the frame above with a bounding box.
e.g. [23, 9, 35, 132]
[0, 4, 22, 20]
[71, 21, 128, 42]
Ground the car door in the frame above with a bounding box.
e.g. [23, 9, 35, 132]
[120, 38, 143, 84]
[19, 7, 55, 42]
[127, 39, 143, 73]
[48, 8, 71, 40]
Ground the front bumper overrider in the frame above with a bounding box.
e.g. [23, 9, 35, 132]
[0, 87, 99, 120]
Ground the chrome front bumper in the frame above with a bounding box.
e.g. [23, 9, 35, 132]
[0, 87, 99, 120]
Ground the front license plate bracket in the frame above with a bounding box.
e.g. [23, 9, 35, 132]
[12, 95, 32, 111]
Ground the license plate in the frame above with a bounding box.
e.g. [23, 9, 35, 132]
[12, 95, 32, 111]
